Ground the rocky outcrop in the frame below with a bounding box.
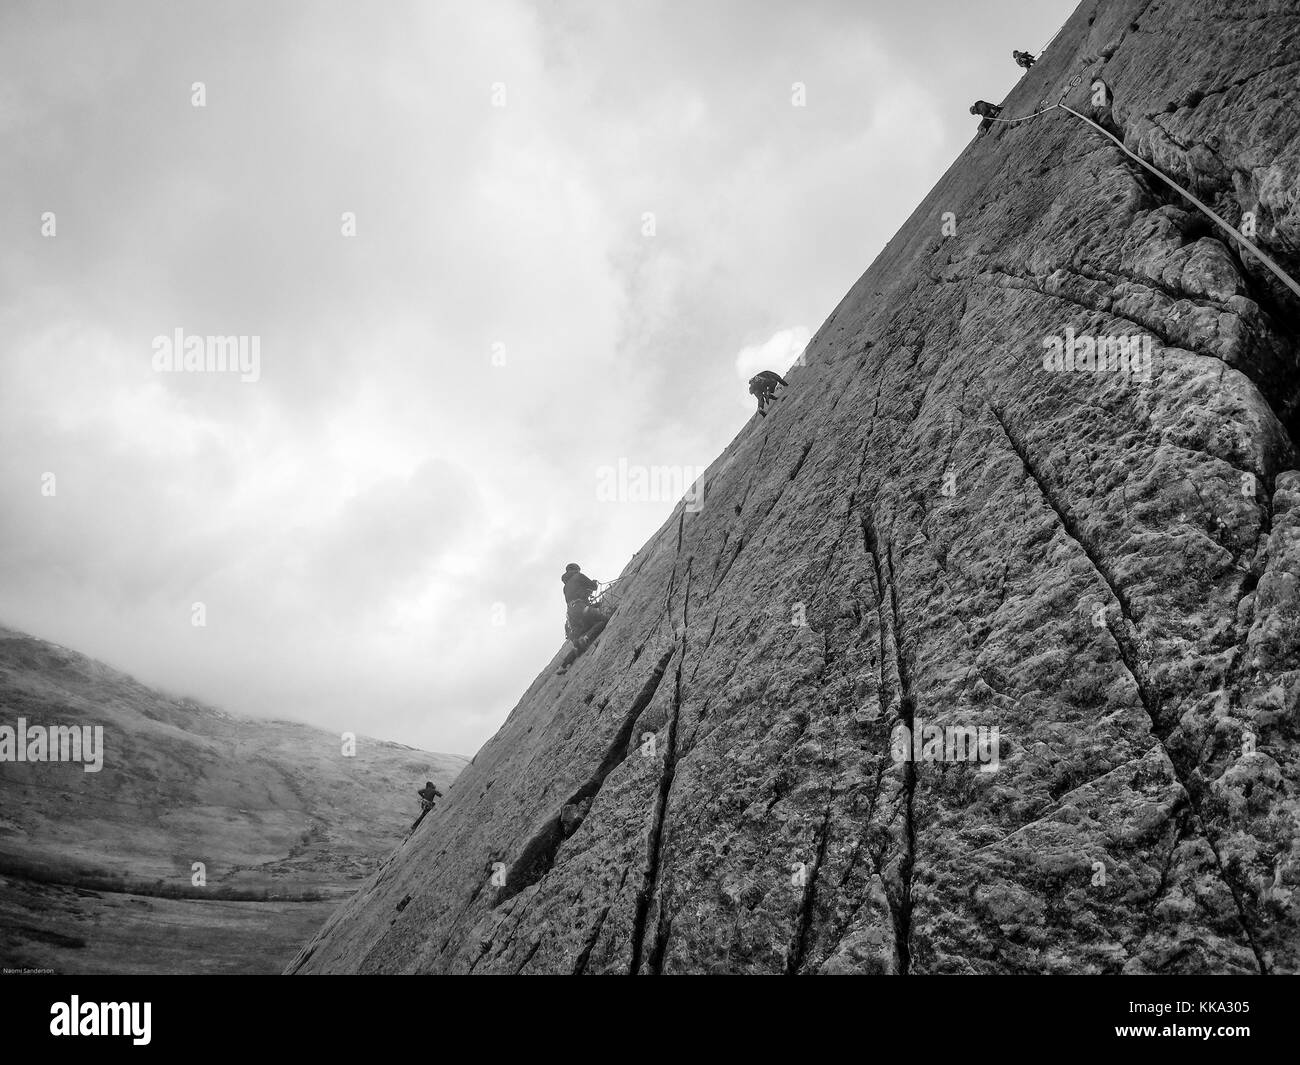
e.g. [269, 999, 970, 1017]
[289, 0, 1300, 974]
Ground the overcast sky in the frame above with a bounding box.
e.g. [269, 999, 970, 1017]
[0, 0, 1077, 756]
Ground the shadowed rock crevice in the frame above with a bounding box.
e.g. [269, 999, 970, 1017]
[860, 510, 917, 974]
[573, 866, 629, 975]
[785, 802, 833, 975]
[630, 561, 694, 974]
[988, 405, 1148, 671]
[495, 647, 678, 907]
[985, 403, 1267, 972]
[788, 441, 815, 482]
[629, 639, 686, 975]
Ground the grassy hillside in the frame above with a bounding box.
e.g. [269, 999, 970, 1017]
[0, 625, 466, 973]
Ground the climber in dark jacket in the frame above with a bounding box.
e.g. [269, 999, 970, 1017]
[562, 563, 603, 641]
[748, 370, 788, 417]
[970, 99, 1003, 134]
[1012, 50, 1036, 69]
[417, 780, 442, 809]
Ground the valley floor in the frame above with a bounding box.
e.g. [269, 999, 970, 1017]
[0, 872, 341, 975]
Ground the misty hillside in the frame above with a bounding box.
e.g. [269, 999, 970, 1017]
[0, 625, 466, 973]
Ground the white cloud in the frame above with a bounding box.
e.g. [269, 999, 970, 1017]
[734, 326, 812, 385]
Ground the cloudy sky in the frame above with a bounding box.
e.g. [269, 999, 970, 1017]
[0, 0, 1076, 756]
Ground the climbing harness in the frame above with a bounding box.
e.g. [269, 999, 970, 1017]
[983, 102, 1058, 127]
[981, 75, 1300, 300]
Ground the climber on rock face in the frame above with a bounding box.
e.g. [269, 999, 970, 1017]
[556, 563, 613, 675]
[748, 370, 788, 417]
[408, 779, 443, 833]
[1012, 50, 1036, 69]
[562, 563, 603, 641]
[969, 99, 1003, 134]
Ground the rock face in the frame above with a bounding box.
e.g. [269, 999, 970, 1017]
[290, 0, 1300, 974]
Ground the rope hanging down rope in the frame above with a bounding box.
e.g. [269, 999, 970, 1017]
[1057, 104, 1300, 301]
[981, 82, 1300, 301]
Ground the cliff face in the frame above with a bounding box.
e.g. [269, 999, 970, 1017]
[290, 0, 1300, 975]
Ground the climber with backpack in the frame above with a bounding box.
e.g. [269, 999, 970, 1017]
[1012, 50, 1036, 69]
[969, 99, 1003, 134]
[417, 780, 443, 809]
[748, 370, 788, 417]
[408, 780, 444, 833]
[556, 563, 614, 674]
[562, 563, 600, 639]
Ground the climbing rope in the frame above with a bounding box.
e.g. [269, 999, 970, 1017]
[1057, 104, 1300, 301]
[979, 80, 1300, 301]
[984, 102, 1059, 126]
[984, 72, 1081, 125]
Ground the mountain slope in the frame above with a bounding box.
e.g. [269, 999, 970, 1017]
[290, 0, 1300, 975]
[0, 625, 466, 973]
